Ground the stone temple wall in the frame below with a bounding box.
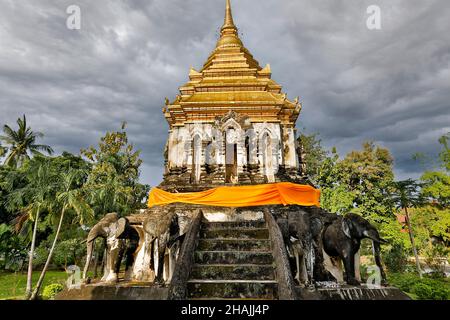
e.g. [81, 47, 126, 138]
[162, 112, 303, 190]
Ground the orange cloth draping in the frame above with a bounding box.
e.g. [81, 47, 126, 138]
[147, 182, 320, 208]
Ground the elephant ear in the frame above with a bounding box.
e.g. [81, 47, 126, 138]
[115, 218, 128, 238]
[342, 217, 353, 239]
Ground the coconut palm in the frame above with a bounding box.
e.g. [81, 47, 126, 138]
[0, 115, 53, 168]
[0, 142, 6, 157]
[30, 169, 93, 300]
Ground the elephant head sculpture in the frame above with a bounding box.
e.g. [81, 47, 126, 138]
[82, 213, 139, 283]
[322, 213, 388, 286]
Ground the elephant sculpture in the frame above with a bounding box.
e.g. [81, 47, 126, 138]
[322, 213, 388, 286]
[278, 209, 324, 286]
[288, 211, 315, 286]
[138, 209, 184, 284]
[82, 213, 139, 283]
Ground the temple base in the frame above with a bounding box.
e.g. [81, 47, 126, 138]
[296, 284, 411, 300]
[56, 282, 169, 300]
[56, 282, 410, 300]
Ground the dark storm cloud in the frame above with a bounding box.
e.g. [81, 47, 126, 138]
[0, 0, 449, 185]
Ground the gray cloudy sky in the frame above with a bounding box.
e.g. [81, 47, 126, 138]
[0, 0, 449, 186]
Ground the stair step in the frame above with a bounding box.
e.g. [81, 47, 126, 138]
[200, 228, 269, 240]
[202, 221, 266, 230]
[187, 280, 278, 299]
[191, 264, 275, 280]
[197, 239, 271, 252]
[194, 251, 273, 265]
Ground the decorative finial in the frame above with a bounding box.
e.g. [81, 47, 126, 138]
[222, 0, 237, 32]
[165, 97, 170, 105]
[216, 0, 243, 48]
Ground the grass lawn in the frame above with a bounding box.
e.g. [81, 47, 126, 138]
[0, 270, 68, 300]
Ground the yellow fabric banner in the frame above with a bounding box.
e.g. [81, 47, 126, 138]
[147, 182, 320, 208]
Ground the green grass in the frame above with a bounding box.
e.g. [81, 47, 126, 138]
[0, 270, 68, 300]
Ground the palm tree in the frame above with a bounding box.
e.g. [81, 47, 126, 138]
[7, 160, 58, 299]
[390, 179, 425, 278]
[30, 169, 93, 300]
[0, 115, 53, 167]
[0, 142, 6, 157]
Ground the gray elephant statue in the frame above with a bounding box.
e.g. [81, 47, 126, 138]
[322, 213, 388, 286]
[139, 209, 184, 284]
[278, 209, 323, 286]
[82, 213, 139, 283]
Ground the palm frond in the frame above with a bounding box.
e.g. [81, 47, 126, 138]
[30, 144, 54, 155]
[1, 125, 19, 141]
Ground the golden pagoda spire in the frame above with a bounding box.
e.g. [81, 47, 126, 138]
[222, 0, 236, 31]
[216, 0, 243, 48]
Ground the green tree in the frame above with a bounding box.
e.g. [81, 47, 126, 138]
[81, 124, 149, 217]
[418, 133, 449, 208]
[30, 169, 93, 300]
[390, 179, 425, 278]
[0, 115, 53, 168]
[316, 148, 355, 213]
[438, 133, 449, 171]
[411, 134, 450, 274]
[317, 142, 395, 221]
[0, 223, 27, 271]
[6, 159, 58, 299]
[297, 133, 328, 183]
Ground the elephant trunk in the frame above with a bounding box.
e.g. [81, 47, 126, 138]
[363, 229, 387, 244]
[83, 240, 95, 280]
[372, 240, 388, 285]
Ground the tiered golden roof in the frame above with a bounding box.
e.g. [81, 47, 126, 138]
[163, 0, 302, 128]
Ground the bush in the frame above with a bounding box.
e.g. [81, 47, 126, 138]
[42, 283, 64, 300]
[34, 238, 86, 269]
[384, 244, 409, 273]
[389, 272, 450, 300]
[388, 273, 418, 292]
[412, 277, 449, 300]
[0, 224, 28, 271]
[53, 239, 86, 268]
[422, 242, 449, 274]
[33, 245, 50, 269]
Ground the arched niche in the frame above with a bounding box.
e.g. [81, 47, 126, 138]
[224, 127, 238, 184]
[260, 131, 275, 183]
[192, 134, 202, 183]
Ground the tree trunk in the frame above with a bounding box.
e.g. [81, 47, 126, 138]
[404, 207, 423, 278]
[25, 207, 40, 299]
[30, 208, 66, 300]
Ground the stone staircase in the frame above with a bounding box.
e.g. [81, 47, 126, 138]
[187, 219, 278, 299]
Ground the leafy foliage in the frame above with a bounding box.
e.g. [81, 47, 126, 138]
[41, 283, 64, 300]
[0, 115, 53, 168]
[81, 124, 149, 217]
[383, 243, 409, 273]
[0, 224, 27, 271]
[388, 273, 449, 300]
[317, 141, 395, 223]
[296, 133, 328, 183]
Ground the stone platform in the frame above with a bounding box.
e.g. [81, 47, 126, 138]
[56, 282, 168, 300]
[56, 282, 409, 300]
[296, 284, 411, 300]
